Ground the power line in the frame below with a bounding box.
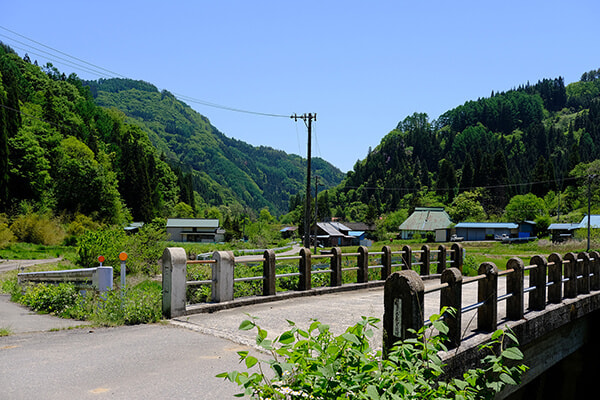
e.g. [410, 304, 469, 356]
[0, 25, 290, 119]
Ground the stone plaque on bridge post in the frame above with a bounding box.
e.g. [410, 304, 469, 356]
[383, 270, 424, 355]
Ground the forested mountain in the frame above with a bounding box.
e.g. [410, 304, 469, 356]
[329, 71, 600, 224]
[0, 43, 343, 225]
[83, 78, 344, 215]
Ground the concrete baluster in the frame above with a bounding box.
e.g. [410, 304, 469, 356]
[330, 247, 342, 287]
[529, 255, 547, 311]
[212, 250, 235, 303]
[437, 244, 447, 273]
[402, 245, 412, 271]
[161, 247, 187, 318]
[421, 245, 431, 276]
[263, 249, 276, 296]
[451, 243, 463, 273]
[589, 251, 600, 291]
[441, 267, 462, 348]
[299, 247, 312, 291]
[383, 270, 424, 355]
[548, 253, 563, 304]
[477, 262, 498, 332]
[381, 245, 392, 280]
[577, 252, 591, 295]
[564, 252, 578, 298]
[357, 245, 369, 283]
[506, 257, 524, 320]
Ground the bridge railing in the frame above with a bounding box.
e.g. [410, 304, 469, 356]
[161, 243, 463, 318]
[383, 250, 600, 352]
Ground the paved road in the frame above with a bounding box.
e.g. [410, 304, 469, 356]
[0, 275, 523, 399]
[0, 258, 63, 273]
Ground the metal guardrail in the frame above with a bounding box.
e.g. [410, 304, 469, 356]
[18, 266, 114, 292]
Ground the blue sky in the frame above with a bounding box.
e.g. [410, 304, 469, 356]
[2, 1, 599, 172]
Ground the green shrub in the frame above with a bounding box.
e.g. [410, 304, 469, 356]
[218, 314, 527, 399]
[17, 280, 161, 325]
[20, 283, 79, 315]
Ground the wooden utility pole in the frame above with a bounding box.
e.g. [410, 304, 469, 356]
[291, 113, 316, 248]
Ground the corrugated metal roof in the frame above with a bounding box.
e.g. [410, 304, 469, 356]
[548, 223, 580, 230]
[579, 215, 600, 229]
[399, 208, 452, 231]
[317, 222, 344, 236]
[166, 218, 219, 228]
[454, 222, 518, 229]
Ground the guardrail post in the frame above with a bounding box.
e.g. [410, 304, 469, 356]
[357, 245, 369, 283]
[529, 255, 547, 311]
[330, 247, 342, 286]
[564, 252, 577, 298]
[420, 245, 431, 276]
[577, 252, 591, 295]
[402, 245, 412, 270]
[212, 251, 235, 302]
[441, 267, 462, 348]
[451, 243, 463, 272]
[263, 249, 276, 296]
[383, 270, 424, 355]
[437, 244, 447, 273]
[477, 262, 498, 332]
[381, 245, 392, 280]
[506, 257, 524, 320]
[589, 251, 600, 291]
[299, 247, 312, 290]
[548, 253, 563, 303]
[162, 247, 187, 318]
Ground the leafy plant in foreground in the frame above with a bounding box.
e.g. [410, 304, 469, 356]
[218, 314, 527, 399]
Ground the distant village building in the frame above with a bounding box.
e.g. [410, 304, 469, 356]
[453, 222, 518, 241]
[548, 215, 600, 242]
[398, 207, 452, 240]
[166, 218, 224, 243]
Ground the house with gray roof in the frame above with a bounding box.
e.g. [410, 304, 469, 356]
[166, 218, 224, 243]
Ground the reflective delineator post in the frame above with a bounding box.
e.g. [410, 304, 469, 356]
[119, 252, 128, 299]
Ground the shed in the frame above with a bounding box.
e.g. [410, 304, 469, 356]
[454, 222, 518, 241]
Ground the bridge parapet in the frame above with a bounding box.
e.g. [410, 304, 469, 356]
[383, 250, 600, 350]
[161, 243, 462, 318]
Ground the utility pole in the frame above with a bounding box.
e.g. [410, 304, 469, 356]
[314, 175, 320, 254]
[291, 113, 316, 249]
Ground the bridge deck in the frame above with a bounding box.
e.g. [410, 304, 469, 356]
[173, 276, 528, 350]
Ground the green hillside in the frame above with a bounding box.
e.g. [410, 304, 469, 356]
[84, 78, 344, 216]
[328, 72, 600, 226]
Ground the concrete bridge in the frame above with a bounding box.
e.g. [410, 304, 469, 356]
[162, 245, 600, 398]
